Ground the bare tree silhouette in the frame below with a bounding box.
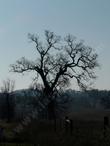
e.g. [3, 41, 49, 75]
[10, 30, 99, 119]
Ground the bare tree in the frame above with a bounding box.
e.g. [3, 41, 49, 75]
[11, 31, 98, 93]
[1, 79, 15, 122]
[10, 30, 99, 119]
[1, 79, 15, 93]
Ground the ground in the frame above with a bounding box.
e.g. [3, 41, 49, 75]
[0, 109, 110, 146]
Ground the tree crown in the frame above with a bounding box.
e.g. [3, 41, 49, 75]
[11, 30, 99, 92]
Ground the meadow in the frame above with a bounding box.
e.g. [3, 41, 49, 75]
[1, 109, 110, 146]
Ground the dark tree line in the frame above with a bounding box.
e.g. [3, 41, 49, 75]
[0, 88, 110, 121]
[0, 79, 15, 122]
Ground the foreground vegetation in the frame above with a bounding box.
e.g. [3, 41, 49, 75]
[1, 110, 110, 146]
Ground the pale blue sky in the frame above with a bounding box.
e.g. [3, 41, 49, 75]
[0, 0, 110, 90]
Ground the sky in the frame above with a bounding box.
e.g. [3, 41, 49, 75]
[0, 0, 110, 90]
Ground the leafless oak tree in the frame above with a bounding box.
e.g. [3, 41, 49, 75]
[11, 30, 99, 96]
[10, 30, 99, 121]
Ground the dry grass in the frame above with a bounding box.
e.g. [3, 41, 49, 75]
[14, 109, 110, 146]
[1, 109, 110, 146]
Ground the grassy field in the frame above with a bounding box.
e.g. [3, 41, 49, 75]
[1, 109, 110, 146]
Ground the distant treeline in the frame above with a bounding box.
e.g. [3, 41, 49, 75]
[0, 89, 110, 121]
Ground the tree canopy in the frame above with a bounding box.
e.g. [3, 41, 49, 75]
[11, 30, 99, 96]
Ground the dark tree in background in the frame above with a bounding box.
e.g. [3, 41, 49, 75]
[0, 79, 15, 122]
[10, 30, 99, 119]
[100, 91, 110, 109]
